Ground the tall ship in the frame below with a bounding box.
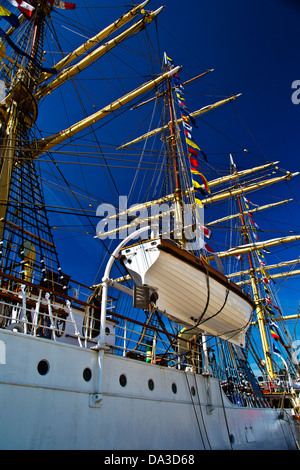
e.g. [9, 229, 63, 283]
[0, 0, 299, 450]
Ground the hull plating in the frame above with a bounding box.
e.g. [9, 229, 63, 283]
[0, 329, 298, 450]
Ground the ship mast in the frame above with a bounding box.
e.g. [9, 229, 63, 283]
[230, 154, 275, 379]
[0, 2, 170, 290]
[0, 1, 66, 288]
[164, 53, 184, 244]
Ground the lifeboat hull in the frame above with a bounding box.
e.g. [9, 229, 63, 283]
[121, 239, 254, 347]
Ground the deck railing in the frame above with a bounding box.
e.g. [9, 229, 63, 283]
[0, 271, 270, 409]
[0, 271, 212, 371]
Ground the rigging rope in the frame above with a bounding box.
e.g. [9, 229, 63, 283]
[183, 371, 210, 450]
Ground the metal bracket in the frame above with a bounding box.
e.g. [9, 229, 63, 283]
[89, 393, 103, 408]
[91, 344, 110, 351]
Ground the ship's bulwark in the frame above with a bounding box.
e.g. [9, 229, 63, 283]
[0, 329, 298, 450]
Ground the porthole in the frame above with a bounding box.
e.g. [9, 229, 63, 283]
[148, 379, 154, 391]
[83, 367, 92, 382]
[119, 374, 127, 387]
[37, 359, 50, 376]
[191, 386, 196, 396]
[105, 327, 110, 335]
[172, 382, 177, 394]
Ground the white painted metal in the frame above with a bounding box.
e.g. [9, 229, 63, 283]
[94, 226, 150, 404]
[121, 239, 253, 347]
[0, 329, 298, 450]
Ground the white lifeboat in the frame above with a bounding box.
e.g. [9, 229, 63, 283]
[120, 238, 254, 347]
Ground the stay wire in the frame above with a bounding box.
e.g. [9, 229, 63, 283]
[183, 371, 210, 450]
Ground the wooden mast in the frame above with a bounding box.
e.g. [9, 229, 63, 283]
[31, 66, 181, 157]
[35, 6, 164, 100]
[118, 93, 241, 150]
[129, 69, 214, 112]
[207, 199, 292, 226]
[164, 53, 184, 243]
[0, 1, 48, 239]
[228, 258, 300, 279]
[0, 0, 64, 286]
[207, 234, 300, 260]
[197, 171, 299, 206]
[230, 154, 275, 379]
[39, 1, 151, 82]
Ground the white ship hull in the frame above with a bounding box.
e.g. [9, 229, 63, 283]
[0, 328, 298, 450]
[121, 239, 254, 347]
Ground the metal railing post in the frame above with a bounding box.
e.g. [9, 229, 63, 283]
[90, 226, 150, 407]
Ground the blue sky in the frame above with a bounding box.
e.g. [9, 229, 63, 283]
[0, 0, 297, 380]
[28, 1, 300, 332]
